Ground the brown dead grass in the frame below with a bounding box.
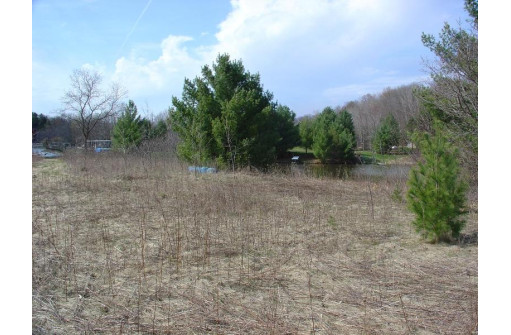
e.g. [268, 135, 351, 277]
[32, 151, 477, 334]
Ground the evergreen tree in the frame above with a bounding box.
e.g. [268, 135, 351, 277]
[170, 54, 280, 169]
[335, 109, 357, 161]
[151, 120, 168, 138]
[274, 105, 300, 158]
[32, 112, 49, 142]
[169, 78, 216, 165]
[32, 112, 48, 132]
[138, 118, 168, 140]
[372, 114, 401, 154]
[312, 107, 337, 163]
[407, 125, 468, 242]
[298, 116, 314, 154]
[112, 100, 142, 153]
[312, 107, 356, 163]
[139, 118, 153, 140]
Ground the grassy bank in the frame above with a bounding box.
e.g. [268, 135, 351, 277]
[32, 152, 477, 334]
[355, 150, 414, 165]
[289, 146, 414, 165]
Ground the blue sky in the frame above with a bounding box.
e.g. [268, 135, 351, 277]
[32, 0, 470, 118]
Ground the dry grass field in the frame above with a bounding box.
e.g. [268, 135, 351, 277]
[32, 151, 477, 334]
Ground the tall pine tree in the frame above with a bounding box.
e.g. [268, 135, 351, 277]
[170, 54, 281, 169]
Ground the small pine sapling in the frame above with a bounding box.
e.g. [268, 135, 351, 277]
[407, 126, 468, 242]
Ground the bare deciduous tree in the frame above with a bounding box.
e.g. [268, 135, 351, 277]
[341, 84, 421, 150]
[61, 68, 126, 148]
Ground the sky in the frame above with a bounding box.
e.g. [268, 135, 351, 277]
[32, 0, 472, 118]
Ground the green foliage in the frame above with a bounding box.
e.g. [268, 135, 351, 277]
[312, 107, 356, 163]
[32, 112, 49, 132]
[406, 125, 468, 242]
[327, 215, 337, 230]
[391, 186, 404, 203]
[112, 100, 143, 153]
[356, 150, 397, 164]
[312, 107, 336, 162]
[170, 53, 287, 169]
[336, 109, 357, 160]
[140, 118, 168, 140]
[169, 77, 216, 165]
[151, 120, 168, 138]
[33, 112, 50, 142]
[372, 114, 401, 154]
[464, 0, 477, 26]
[298, 117, 314, 154]
[274, 105, 300, 158]
[139, 118, 153, 140]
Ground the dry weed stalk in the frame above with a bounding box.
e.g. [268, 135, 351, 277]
[32, 151, 478, 334]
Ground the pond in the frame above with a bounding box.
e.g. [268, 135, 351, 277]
[32, 146, 63, 158]
[276, 162, 411, 181]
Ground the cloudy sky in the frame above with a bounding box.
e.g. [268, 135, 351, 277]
[32, 0, 470, 117]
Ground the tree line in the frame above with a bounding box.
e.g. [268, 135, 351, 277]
[32, 38, 453, 168]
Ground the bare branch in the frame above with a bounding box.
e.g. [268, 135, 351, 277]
[61, 68, 127, 147]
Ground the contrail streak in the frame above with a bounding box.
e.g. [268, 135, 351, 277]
[118, 0, 153, 55]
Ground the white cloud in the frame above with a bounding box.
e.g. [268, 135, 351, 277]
[113, 35, 203, 96]
[81, 62, 107, 74]
[109, 0, 434, 115]
[113, 0, 407, 85]
[212, 0, 404, 65]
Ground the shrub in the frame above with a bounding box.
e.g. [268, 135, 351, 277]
[406, 127, 468, 242]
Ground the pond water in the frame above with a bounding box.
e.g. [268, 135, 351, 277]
[32, 146, 63, 158]
[276, 163, 411, 181]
